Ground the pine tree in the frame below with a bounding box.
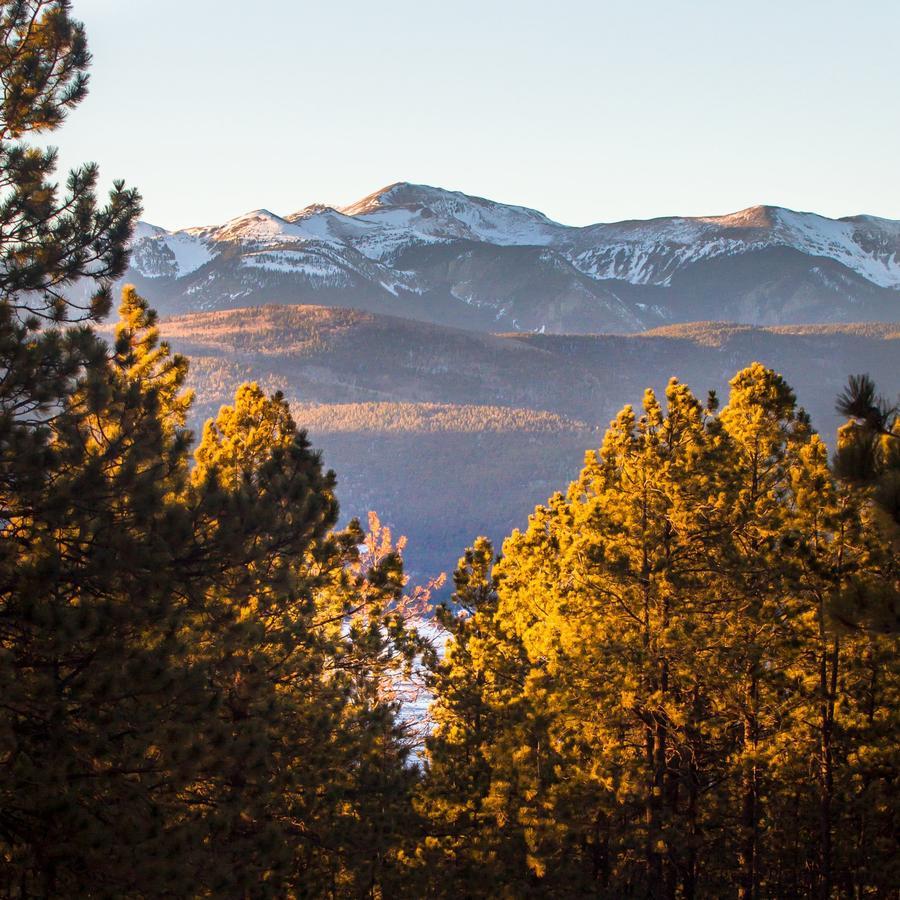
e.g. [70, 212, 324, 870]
[714, 363, 810, 899]
[415, 537, 532, 896]
[422, 365, 900, 897]
[832, 373, 900, 633]
[834, 374, 900, 524]
[0, 3, 171, 893]
[0, 0, 139, 493]
[186, 384, 425, 896]
[0, 286, 219, 895]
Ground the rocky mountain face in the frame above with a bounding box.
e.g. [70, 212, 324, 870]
[126, 183, 900, 333]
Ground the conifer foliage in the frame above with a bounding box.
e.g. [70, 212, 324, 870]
[422, 365, 899, 898]
[832, 374, 899, 632]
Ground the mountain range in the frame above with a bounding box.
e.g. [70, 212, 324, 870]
[114, 182, 900, 584]
[126, 183, 900, 333]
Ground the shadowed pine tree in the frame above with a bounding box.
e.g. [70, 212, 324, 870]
[0, 285, 223, 896]
[834, 375, 900, 525]
[831, 374, 900, 633]
[185, 384, 426, 897]
[0, 3, 174, 893]
[0, 0, 139, 489]
[414, 537, 533, 897]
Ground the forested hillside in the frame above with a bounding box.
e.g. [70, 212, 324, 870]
[152, 305, 900, 581]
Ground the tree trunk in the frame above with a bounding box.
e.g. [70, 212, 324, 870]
[739, 668, 760, 900]
[591, 810, 611, 889]
[646, 719, 663, 899]
[818, 624, 839, 900]
[682, 751, 700, 900]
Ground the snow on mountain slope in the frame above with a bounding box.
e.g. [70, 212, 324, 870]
[286, 200, 451, 262]
[339, 182, 563, 248]
[771, 209, 900, 288]
[569, 206, 900, 288]
[129, 226, 214, 278]
[126, 184, 900, 332]
[132, 221, 168, 241]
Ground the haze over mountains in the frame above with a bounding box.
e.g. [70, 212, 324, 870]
[128, 182, 900, 333]
[157, 306, 900, 582]
[115, 182, 900, 583]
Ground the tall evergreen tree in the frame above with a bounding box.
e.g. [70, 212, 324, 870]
[0, 0, 139, 482]
[832, 374, 900, 633]
[0, 3, 163, 893]
[0, 285, 220, 895]
[423, 365, 899, 898]
[415, 537, 532, 896]
[185, 384, 426, 896]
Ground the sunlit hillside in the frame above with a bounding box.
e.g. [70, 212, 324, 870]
[151, 304, 900, 584]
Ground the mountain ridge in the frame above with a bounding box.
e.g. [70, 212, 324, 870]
[125, 182, 900, 333]
[154, 303, 900, 581]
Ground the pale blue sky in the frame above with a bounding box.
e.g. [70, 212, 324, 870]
[51, 0, 900, 230]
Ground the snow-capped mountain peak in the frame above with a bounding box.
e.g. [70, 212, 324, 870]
[338, 181, 563, 247]
[697, 205, 780, 229]
[125, 183, 900, 331]
[201, 209, 300, 244]
[131, 221, 169, 241]
[569, 203, 900, 288]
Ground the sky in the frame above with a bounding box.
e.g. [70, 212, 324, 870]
[49, 0, 900, 231]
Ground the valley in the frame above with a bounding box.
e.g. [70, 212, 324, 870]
[158, 305, 900, 583]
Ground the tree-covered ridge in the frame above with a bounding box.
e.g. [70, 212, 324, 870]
[635, 321, 900, 344]
[157, 304, 899, 433]
[159, 305, 898, 586]
[292, 402, 595, 434]
[159, 304, 373, 355]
